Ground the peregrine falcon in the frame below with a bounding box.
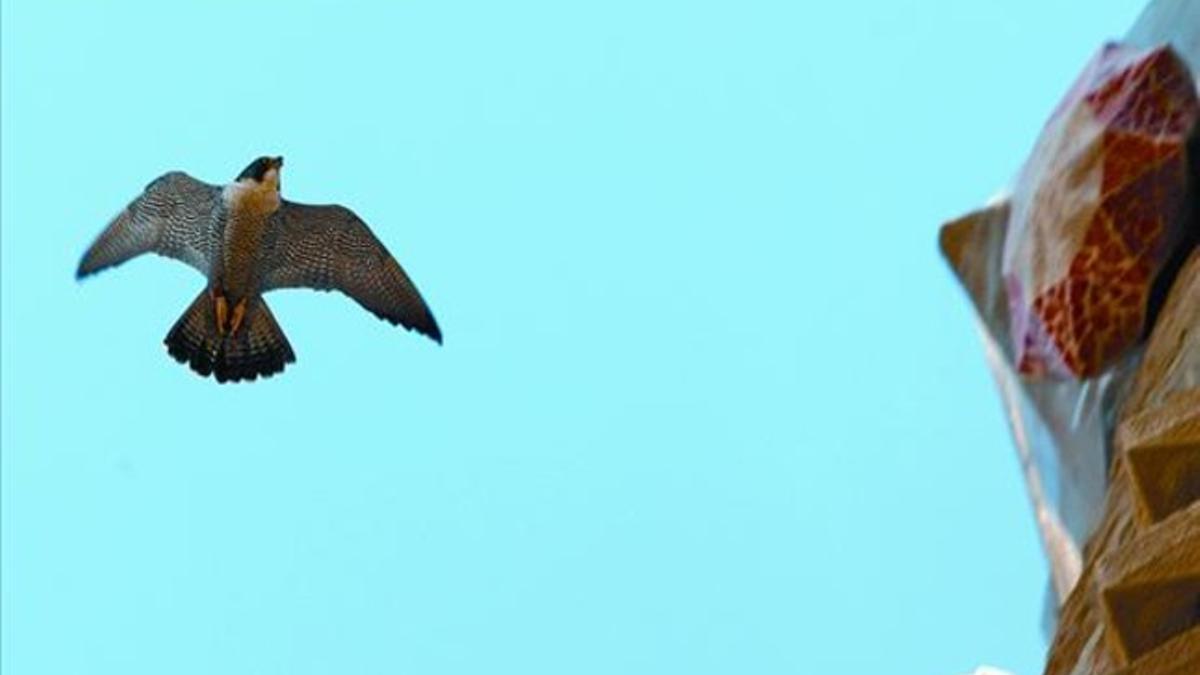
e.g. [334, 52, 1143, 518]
[77, 156, 442, 383]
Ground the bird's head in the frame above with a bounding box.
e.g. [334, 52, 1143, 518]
[235, 155, 284, 191]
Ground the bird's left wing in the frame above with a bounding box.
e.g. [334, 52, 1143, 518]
[77, 171, 223, 279]
[258, 201, 442, 343]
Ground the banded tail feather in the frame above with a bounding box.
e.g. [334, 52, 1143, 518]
[164, 291, 295, 383]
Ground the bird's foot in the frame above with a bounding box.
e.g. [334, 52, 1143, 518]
[211, 289, 229, 336]
[229, 298, 248, 337]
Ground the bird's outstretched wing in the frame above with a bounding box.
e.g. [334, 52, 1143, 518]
[77, 172, 223, 279]
[259, 201, 442, 343]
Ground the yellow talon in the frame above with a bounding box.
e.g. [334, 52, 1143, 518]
[229, 298, 248, 336]
[213, 291, 229, 336]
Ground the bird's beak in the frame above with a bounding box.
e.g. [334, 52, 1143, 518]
[270, 156, 284, 170]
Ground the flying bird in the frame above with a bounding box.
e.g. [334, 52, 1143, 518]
[78, 156, 442, 383]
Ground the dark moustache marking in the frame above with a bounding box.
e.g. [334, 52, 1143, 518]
[236, 157, 272, 182]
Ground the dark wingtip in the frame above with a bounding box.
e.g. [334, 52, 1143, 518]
[380, 307, 443, 345]
[75, 258, 93, 281]
[424, 312, 443, 345]
[76, 250, 114, 281]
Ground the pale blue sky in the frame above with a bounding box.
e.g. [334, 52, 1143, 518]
[2, 2, 1147, 674]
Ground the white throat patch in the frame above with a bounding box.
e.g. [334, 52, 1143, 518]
[223, 172, 281, 214]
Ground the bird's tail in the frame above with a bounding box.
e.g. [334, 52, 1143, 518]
[164, 290, 296, 383]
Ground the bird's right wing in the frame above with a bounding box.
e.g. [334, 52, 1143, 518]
[77, 171, 223, 279]
[259, 201, 442, 343]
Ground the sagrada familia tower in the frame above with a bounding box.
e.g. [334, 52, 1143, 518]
[940, 1, 1199, 672]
